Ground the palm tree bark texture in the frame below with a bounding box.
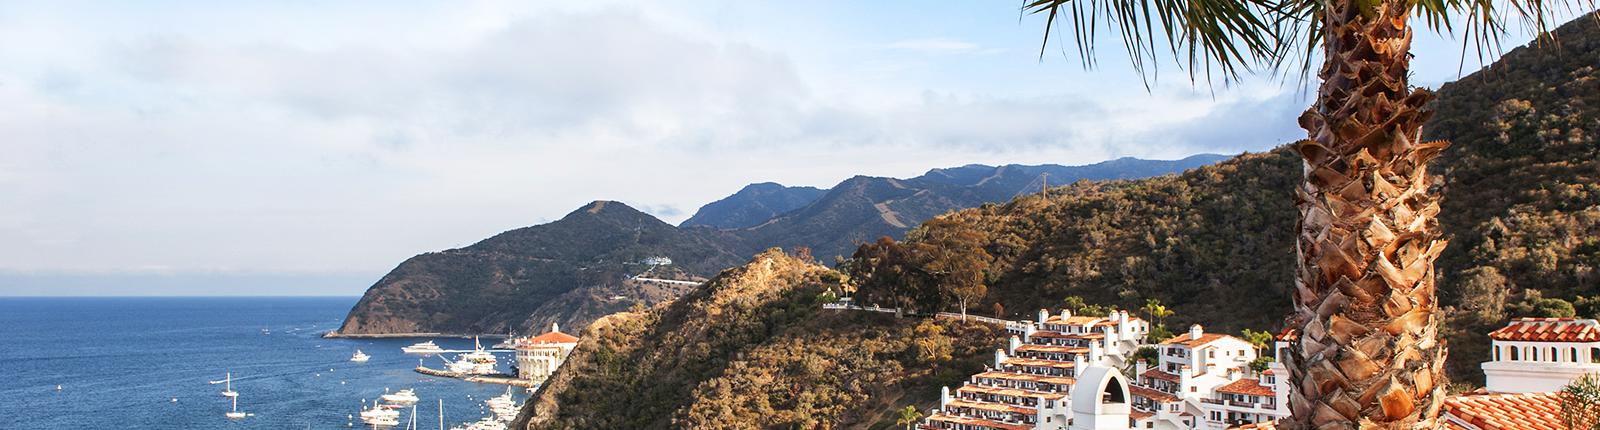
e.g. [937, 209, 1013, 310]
[1282, 0, 1453, 428]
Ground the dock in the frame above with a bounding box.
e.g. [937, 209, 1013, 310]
[414, 366, 537, 388]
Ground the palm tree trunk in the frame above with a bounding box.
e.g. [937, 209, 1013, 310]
[1282, 0, 1452, 428]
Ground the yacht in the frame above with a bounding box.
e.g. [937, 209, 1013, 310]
[225, 396, 247, 420]
[490, 329, 519, 349]
[351, 349, 371, 362]
[219, 372, 238, 398]
[381, 388, 419, 405]
[401, 340, 445, 354]
[361, 399, 401, 425]
[444, 337, 498, 375]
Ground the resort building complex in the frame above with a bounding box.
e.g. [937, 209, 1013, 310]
[915, 311, 1599, 430]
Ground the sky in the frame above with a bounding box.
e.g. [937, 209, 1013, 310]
[0, 0, 1579, 295]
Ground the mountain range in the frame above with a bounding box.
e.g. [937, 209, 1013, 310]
[335, 155, 1225, 335]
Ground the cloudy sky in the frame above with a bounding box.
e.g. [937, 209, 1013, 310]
[0, 0, 1569, 295]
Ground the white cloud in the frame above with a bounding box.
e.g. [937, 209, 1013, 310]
[0, 1, 1309, 283]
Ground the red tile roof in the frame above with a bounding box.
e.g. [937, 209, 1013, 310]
[1487, 318, 1600, 342]
[1224, 392, 1569, 430]
[1229, 422, 1277, 429]
[519, 331, 579, 346]
[1441, 391, 1566, 430]
[1130, 385, 1179, 402]
[925, 414, 1033, 430]
[1162, 332, 1233, 348]
[1014, 344, 1087, 354]
[958, 384, 1067, 400]
[1216, 378, 1275, 397]
[1141, 368, 1180, 382]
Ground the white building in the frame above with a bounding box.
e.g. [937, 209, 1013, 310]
[922, 309, 1149, 430]
[1482, 317, 1600, 393]
[1127, 325, 1289, 430]
[515, 323, 579, 383]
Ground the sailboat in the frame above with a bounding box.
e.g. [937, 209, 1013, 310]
[225, 395, 247, 419]
[219, 372, 238, 398]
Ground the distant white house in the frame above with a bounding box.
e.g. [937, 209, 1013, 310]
[1482, 317, 1600, 393]
[641, 256, 673, 266]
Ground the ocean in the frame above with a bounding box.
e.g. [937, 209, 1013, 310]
[0, 297, 526, 429]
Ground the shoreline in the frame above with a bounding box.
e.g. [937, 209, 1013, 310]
[321, 331, 511, 339]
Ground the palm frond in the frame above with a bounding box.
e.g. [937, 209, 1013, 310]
[1024, 0, 1283, 85]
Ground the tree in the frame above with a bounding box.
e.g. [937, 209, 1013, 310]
[1241, 328, 1277, 356]
[1143, 298, 1174, 327]
[1022, 0, 1579, 426]
[895, 405, 923, 430]
[1561, 374, 1600, 430]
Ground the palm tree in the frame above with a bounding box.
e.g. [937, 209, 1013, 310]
[895, 405, 923, 430]
[1023, 0, 1587, 427]
[1143, 298, 1173, 328]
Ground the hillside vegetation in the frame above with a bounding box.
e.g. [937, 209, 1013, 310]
[850, 12, 1600, 384]
[515, 249, 1001, 429]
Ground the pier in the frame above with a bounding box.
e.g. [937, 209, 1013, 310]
[414, 366, 537, 388]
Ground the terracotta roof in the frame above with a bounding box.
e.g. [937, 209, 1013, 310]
[925, 414, 1033, 430]
[520, 331, 580, 346]
[1030, 330, 1105, 339]
[1216, 378, 1275, 397]
[1276, 328, 1298, 342]
[946, 399, 1036, 415]
[1130, 385, 1179, 402]
[1141, 368, 1180, 382]
[1014, 344, 1087, 354]
[1002, 357, 1075, 369]
[958, 384, 1068, 400]
[1487, 318, 1600, 342]
[972, 371, 1076, 386]
[1441, 391, 1565, 430]
[1229, 422, 1276, 429]
[1131, 410, 1155, 420]
[1162, 332, 1234, 348]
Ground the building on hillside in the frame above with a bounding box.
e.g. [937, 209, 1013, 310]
[641, 256, 672, 266]
[1481, 317, 1600, 393]
[1126, 324, 1289, 430]
[514, 323, 579, 383]
[921, 309, 1149, 430]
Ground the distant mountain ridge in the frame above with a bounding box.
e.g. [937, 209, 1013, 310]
[337, 155, 1228, 335]
[680, 182, 825, 229]
[706, 154, 1230, 260]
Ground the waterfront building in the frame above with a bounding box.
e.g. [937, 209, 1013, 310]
[515, 323, 579, 383]
[1128, 325, 1289, 430]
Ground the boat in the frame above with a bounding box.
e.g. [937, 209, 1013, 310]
[381, 388, 419, 405]
[490, 329, 519, 349]
[401, 340, 444, 354]
[351, 349, 371, 362]
[225, 395, 247, 420]
[443, 337, 498, 375]
[219, 372, 238, 398]
[361, 399, 401, 426]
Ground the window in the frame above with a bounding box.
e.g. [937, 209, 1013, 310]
[1532, 347, 1540, 361]
[1209, 349, 1216, 359]
[1573, 348, 1580, 362]
[1551, 347, 1559, 362]
[1494, 346, 1500, 361]
[1511, 347, 1519, 361]
[1591, 347, 1600, 363]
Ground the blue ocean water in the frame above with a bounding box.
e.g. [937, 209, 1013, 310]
[0, 297, 525, 429]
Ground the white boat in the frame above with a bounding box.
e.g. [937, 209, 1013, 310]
[381, 388, 419, 405]
[490, 329, 519, 349]
[401, 340, 444, 354]
[483, 388, 515, 410]
[443, 337, 498, 375]
[351, 349, 371, 362]
[361, 399, 401, 426]
[225, 395, 247, 420]
[219, 372, 238, 398]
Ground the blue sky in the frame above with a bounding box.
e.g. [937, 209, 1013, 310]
[0, 0, 1579, 295]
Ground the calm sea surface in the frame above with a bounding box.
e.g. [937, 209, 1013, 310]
[0, 297, 525, 429]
